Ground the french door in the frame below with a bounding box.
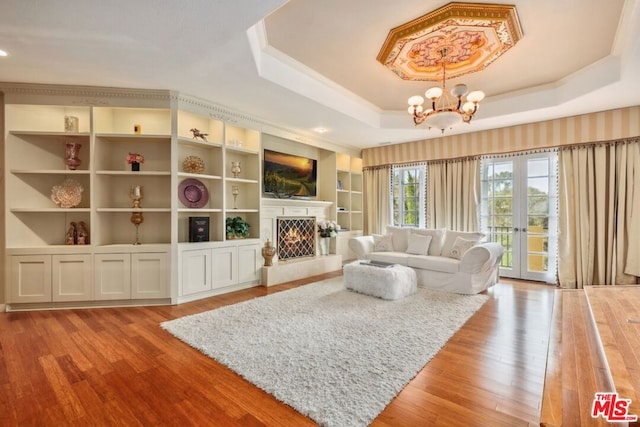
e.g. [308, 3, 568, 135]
[480, 152, 558, 282]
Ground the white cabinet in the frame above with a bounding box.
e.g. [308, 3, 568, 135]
[10, 254, 92, 303]
[238, 243, 261, 284]
[178, 241, 260, 301]
[94, 252, 169, 300]
[52, 254, 92, 302]
[211, 246, 237, 289]
[94, 253, 132, 300]
[131, 252, 169, 299]
[10, 255, 52, 303]
[181, 249, 212, 296]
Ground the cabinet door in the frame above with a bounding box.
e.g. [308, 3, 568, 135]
[10, 255, 52, 303]
[181, 249, 212, 296]
[211, 246, 237, 289]
[52, 254, 92, 302]
[94, 254, 132, 300]
[238, 243, 260, 284]
[131, 252, 169, 299]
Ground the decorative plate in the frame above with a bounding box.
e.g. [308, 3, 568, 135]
[51, 178, 84, 208]
[178, 178, 209, 208]
[182, 155, 205, 174]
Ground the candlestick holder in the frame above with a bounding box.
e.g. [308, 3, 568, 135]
[129, 185, 144, 245]
[232, 185, 239, 209]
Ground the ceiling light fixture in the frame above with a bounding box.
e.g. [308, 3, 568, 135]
[0, 49, 8, 57]
[407, 48, 485, 133]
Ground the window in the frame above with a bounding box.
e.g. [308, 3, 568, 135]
[392, 165, 426, 227]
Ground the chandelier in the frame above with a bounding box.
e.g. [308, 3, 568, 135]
[407, 49, 485, 133]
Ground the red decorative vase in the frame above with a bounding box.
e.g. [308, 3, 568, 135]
[65, 142, 82, 170]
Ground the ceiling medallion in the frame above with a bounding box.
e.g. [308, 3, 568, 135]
[377, 2, 523, 82]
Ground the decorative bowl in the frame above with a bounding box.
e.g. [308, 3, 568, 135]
[51, 178, 84, 208]
[183, 155, 205, 174]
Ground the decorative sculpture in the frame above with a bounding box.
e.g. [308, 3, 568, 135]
[66, 222, 77, 245]
[77, 221, 89, 245]
[262, 239, 276, 266]
[130, 185, 144, 245]
[190, 128, 208, 141]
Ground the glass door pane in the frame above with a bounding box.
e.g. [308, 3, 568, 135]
[481, 159, 520, 278]
[520, 155, 556, 282]
[481, 153, 557, 282]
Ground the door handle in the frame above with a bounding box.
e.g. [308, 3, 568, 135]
[513, 227, 519, 232]
[522, 228, 527, 232]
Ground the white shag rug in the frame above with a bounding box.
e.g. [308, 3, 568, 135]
[161, 277, 488, 427]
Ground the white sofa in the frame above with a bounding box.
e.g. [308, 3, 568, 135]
[348, 226, 504, 294]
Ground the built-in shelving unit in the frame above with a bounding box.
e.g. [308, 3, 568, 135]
[1, 83, 361, 309]
[317, 151, 363, 261]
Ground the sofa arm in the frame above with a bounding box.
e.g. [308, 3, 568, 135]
[349, 236, 375, 259]
[459, 242, 504, 274]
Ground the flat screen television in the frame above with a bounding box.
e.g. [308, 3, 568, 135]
[263, 149, 317, 198]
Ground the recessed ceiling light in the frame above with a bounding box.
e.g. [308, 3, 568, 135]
[313, 127, 328, 134]
[0, 49, 8, 57]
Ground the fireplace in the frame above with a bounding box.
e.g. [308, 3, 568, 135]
[277, 217, 316, 260]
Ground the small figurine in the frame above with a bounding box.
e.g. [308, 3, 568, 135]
[77, 221, 89, 245]
[66, 222, 77, 245]
[190, 128, 208, 141]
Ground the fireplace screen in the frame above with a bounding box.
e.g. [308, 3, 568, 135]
[277, 217, 316, 260]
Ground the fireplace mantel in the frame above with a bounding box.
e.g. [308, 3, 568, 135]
[262, 198, 333, 208]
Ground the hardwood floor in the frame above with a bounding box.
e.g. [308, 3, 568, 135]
[0, 274, 556, 426]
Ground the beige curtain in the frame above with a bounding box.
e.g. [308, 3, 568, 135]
[427, 157, 480, 231]
[558, 139, 640, 288]
[363, 166, 390, 235]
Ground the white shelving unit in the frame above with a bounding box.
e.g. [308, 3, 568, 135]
[1, 84, 361, 309]
[2, 87, 263, 309]
[317, 151, 363, 261]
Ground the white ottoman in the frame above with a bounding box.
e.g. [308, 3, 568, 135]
[343, 261, 417, 300]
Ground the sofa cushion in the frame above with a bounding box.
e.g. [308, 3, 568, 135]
[368, 251, 409, 266]
[448, 237, 477, 260]
[373, 234, 394, 251]
[385, 226, 411, 252]
[406, 233, 432, 256]
[407, 255, 460, 274]
[411, 228, 446, 256]
[441, 230, 485, 257]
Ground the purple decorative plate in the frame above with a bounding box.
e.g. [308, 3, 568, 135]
[178, 178, 209, 208]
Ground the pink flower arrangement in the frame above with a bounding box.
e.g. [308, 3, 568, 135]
[127, 152, 144, 164]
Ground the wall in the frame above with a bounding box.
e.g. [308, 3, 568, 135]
[363, 106, 640, 167]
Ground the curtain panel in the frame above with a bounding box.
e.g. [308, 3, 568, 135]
[427, 157, 480, 231]
[558, 138, 640, 288]
[363, 166, 391, 235]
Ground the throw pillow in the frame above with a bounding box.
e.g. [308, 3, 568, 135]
[373, 233, 394, 252]
[441, 230, 485, 257]
[411, 228, 446, 256]
[406, 233, 432, 256]
[448, 237, 477, 260]
[385, 226, 410, 252]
